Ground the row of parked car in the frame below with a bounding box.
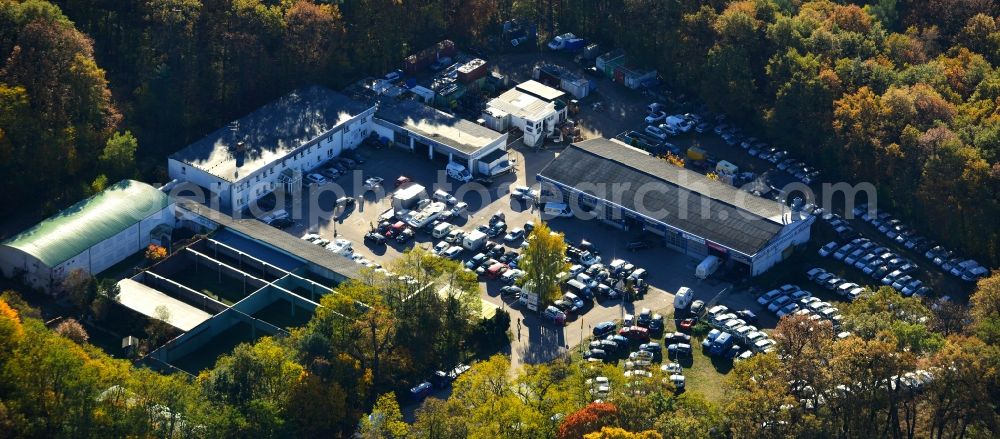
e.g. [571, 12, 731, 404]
[702, 112, 823, 186]
[409, 362, 472, 401]
[702, 303, 775, 362]
[818, 236, 930, 297]
[583, 312, 692, 384]
[853, 203, 989, 282]
[304, 152, 367, 185]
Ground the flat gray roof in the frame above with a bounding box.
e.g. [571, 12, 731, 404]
[170, 86, 373, 182]
[117, 279, 213, 331]
[515, 80, 565, 101]
[488, 88, 556, 121]
[176, 203, 360, 280]
[376, 100, 504, 156]
[538, 138, 789, 256]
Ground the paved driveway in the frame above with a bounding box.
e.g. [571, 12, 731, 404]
[279, 145, 734, 369]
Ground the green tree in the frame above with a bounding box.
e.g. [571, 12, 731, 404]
[519, 220, 569, 303]
[198, 337, 304, 436]
[358, 392, 409, 439]
[99, 131, 137, 179]
[970, 271, 1000, 344]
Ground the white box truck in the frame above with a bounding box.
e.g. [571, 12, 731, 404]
[674, 286, 693, 309]
[695, 256, 720, 279]
[462, 230, 488, 251]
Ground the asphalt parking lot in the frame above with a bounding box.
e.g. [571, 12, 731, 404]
[277, 143, 734, 368]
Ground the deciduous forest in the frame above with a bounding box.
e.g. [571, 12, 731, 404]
[1, 1, 999, 436]
[1, 0, 997, 263]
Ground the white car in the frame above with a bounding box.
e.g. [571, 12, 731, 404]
[511, 185, 538, 201]
[753, 339, 776, 353]
[363, 177, 384, 189]
[306, 173, 327, 185]
[433, 189, 458, 205]
[661, 362, 683, 374]
[806, 267, 826, 280]
[326, 239, 353, 257]
[432, 241, 450, 255]
[645, 111, 667, 124]
[442, 246, 464, 259]
[579, 251, 601, 266]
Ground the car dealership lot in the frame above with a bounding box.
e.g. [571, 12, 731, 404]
[276, 144, 733, 367]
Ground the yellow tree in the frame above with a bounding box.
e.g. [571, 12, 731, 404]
[970, 271, 1000, 344]
[584, 426, 662, 439]
[518, 220, 569, 304]
[358, 392, 409, 439]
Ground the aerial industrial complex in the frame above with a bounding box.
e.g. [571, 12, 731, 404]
[0, 52, 816, 375]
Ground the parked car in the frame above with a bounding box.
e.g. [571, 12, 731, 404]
[619, 326, 651, 342]
[667, 343, 693, 359]
[363, 232, 386, 246]
[593, 321, 617, 338]
[543, 306, 566, 325]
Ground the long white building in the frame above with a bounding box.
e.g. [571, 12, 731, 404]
[168, 86, 377, 214]
[538, 138, 814, 276]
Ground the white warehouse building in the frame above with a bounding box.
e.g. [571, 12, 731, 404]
[168, 86, 376, 214]
[373, 100, 511, 176]
[0, 180, 174, 293]
[537, 138, 814, 276]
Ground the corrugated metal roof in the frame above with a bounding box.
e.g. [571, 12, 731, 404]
[538, 138, 789, 256]
[3, 180, 170, 267]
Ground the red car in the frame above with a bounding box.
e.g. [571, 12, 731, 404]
[384, 221, 406, 238]
[678, 318, 696, 331]
[395, 176, 412, 188]
[618, 326, 650, 342]
[485, 263, 508, 280]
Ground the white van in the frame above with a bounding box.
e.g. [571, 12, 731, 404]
[446, 162, 472, 182]
[695, 255, 720, 279]
[674, 286, 693, 310]
[462, 230, 488, 251]
[543, 202, 573, 218]
[432, 222, 454, 239]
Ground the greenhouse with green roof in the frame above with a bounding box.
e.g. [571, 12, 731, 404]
[0, 180, 175, 292]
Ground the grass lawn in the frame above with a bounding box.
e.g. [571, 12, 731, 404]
[167, 267, 251, 305]
[662, 311, 732, 403]
[571, 308, 733, 404]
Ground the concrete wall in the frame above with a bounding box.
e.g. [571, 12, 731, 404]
[751, 217, 814, 276]
[148, 306, 284, 365]
[0, 246, 48, 291]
